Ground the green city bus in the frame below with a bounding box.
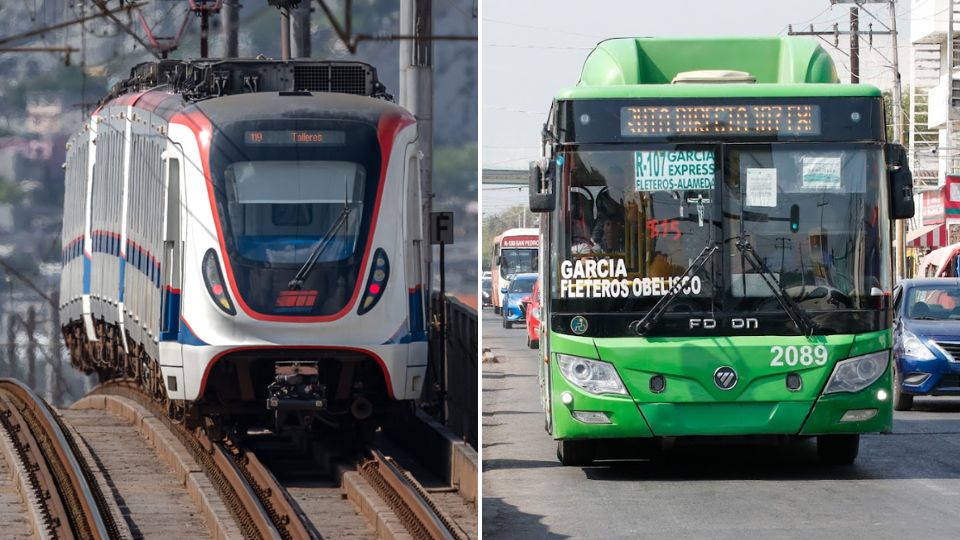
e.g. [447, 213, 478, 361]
[528, 37, 915, 466]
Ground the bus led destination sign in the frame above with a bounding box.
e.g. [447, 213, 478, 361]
[621, 104, 821, 137]
[502, 236, 538, 248]
[244, 130, 346, 145]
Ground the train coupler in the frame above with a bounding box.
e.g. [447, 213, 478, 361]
[266, 362, 327, 431]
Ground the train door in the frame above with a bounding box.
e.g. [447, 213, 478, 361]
[160, 145, 184, 339]
[159, 143, 186, 399]
[405, 146, 427, 344]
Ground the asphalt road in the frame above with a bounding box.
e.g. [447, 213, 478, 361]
[481, 310, 960, 539]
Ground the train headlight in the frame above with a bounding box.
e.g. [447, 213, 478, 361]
[202, 249, 236, 315]
[357, 248, 389, 315]
[823, 351, 888, 394]
[557, 354, 627, 395]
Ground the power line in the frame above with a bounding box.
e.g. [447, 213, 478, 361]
[0, 1, 146, 47]
[90, 0, 162, 59]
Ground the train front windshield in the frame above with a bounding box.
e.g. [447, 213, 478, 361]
[553, 143, 891, 335]
[210, 119, 381, 317]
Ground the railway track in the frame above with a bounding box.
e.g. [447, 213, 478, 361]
[90, 381, 469, 540]
[0, 378, 120, 540]
[358, 450, 463, 540]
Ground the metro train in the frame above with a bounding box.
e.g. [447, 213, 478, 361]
[60, 59, 428, 432]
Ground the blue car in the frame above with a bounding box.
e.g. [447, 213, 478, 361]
[893, 278, 960, 410]
[501, 273, 537, 329]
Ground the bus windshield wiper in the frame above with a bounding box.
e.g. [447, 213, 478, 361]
[734, 236, 816, 336]
[632, 243, 719, 336]
[288, 203, 352, 291]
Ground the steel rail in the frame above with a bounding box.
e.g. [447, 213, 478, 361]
[0, 393, 75, 538]
[205, 436, 283, 540]
[237, 448, 318, 540]
[361, 449, 461, 540]
[92, 381, 308, 540]
[0, 378, 117, 539]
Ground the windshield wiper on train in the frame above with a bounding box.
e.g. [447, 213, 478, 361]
[632, 243, 720, 336]
[734, 236, 816, 336]
[288, 202, 352, 291]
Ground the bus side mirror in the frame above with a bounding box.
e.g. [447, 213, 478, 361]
[886, 143, 915, 220]
[496, 256, 503, 266]
[529, 160, 556, 213]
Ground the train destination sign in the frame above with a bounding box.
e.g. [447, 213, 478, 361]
[621, 104, 821, 137]
[244, 130, 346, 146]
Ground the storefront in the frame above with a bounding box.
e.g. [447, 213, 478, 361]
[906, 176, 960, 277]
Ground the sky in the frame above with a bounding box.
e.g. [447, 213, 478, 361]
[481, 0, 917, 174]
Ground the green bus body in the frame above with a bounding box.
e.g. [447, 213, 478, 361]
[547, 331, 891, 439]
[536, 37, 904, 462]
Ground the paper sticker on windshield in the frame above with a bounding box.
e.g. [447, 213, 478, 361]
[745, 168, 777, 207]
[801, 156, 842, 190]
[635, 150, 715, 192]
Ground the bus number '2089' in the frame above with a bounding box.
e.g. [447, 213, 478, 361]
[770, 345, 828, 367]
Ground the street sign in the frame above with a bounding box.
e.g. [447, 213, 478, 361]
[430, 212, 454, 245]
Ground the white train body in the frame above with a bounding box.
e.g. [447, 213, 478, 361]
[60, 61, 428, 425]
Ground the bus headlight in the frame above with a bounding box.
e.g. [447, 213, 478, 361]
[202, 249, 236, 315]
[902, 330, 935, 360]
[822, 351, 888, 394]
[557, 354, 627, 395]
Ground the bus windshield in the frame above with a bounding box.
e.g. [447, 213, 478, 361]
[500, 248, 538, 278]
[552, 143, 890, 334]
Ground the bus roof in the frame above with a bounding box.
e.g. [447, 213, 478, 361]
[494, 227, 539, 242]
[558, 37, 880, 100]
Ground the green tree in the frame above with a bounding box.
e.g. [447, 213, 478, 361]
[0, 177, 24, 204]
[482, 205, 538, 269]
[883, 85, 910, 143]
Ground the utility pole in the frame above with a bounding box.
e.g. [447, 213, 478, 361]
[268, 0, 297, 59]
[291, 0, 311, 58]
[401, 0, 433, 295]
[4, 315, 13, 378]
[281, 8, 291, 60]
[947, 0, 955, 184]
[889, 0, 907, 278]
[222, 0, 240, 57]
[47, 299, 64, 406]
[792, 1, 906, 276]
[788, 1, 893, 83]
[25, 307, 35, 391]
[850, 6, 860, 83]
[189, 1, 224, 59]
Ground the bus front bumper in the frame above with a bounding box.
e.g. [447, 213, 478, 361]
[551, 367, 893, 440]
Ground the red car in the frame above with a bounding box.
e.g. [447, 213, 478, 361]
[526, 278, 541, 349]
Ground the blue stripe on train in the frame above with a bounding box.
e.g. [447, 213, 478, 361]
[82, 255, 91, 295]
[118, 258, 126, 302]
[409, 285, 427, 342]
[177, 315, 208, 346]
[159, 289, 206, 346]
[160, 288, 181, 342]
[383, 286, 428, 344]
